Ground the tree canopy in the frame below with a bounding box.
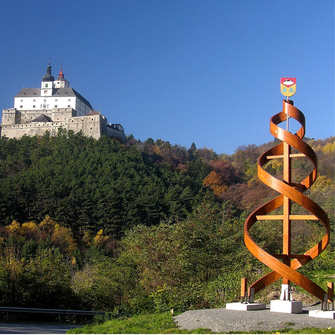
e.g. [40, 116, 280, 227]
[0, 131, 333, 316]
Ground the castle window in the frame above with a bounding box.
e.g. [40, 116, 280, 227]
[68, 105, 70, 107]
[20, 99, 23, 102]
[33, 99, 36, 102]
[55, 99, 58, 102]
[68, 99, 71, 101]
[44, 90, 48, 94]
[33, 105, 36, 108]
[45, 83, 48, 87]
[55, 105, 58, 108]
[20, 105, 23, 108]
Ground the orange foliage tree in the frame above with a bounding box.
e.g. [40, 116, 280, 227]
[203, 159, 241, 196]
[203, 171, 228, 196]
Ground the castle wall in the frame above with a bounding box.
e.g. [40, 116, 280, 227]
[2, 108, 77, 125]
[67, 114, 107, 139]
[107, 124, 126, 141]
[1, 109, 17, 125]
[51, 108, 77, 120]
[1, 122, 64, 138]
[0, 109, 108, 140]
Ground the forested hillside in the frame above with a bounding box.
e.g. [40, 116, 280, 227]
[0, 130, 216, 237]
[0, 129, 333, 317]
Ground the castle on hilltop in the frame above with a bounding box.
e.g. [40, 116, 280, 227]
[0, 63, 125, 141]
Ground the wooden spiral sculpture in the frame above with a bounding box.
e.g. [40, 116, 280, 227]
[244, 99, 330, 302]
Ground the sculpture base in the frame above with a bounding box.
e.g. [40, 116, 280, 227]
[309, 310, 335, 319]
[270, 300, 302, 314]
[226, 302, 266, 311]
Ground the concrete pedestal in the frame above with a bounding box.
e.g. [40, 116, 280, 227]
[270, 300, 302, 314]
[309, 310, 335, 319]
[226, 302, 266, 311]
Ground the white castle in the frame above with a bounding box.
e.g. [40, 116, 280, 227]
[0, 63, 125, 141]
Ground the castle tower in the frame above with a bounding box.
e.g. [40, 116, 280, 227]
[41, 62, 55, 97]
[54, 65, 70, 89]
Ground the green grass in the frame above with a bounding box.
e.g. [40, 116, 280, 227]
[312, 270, 335, 287]
[66, 312, 213, 334]
[66, 312, 335, 334]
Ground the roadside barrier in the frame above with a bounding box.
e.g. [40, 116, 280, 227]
[0, 306, 105, 322]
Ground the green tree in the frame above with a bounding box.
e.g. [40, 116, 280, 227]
[25, 248, 74, 308]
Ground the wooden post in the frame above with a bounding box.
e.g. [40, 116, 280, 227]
[241, 278, 247, 303]
[323, 294, 328, 311]
[282, 101, 292, 286]
[249, 288, 255, 303]
[327, 282, 334, 310]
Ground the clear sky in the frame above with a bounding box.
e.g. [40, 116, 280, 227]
[0, 0, 333, 155]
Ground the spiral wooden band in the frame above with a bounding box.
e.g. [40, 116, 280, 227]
[244, 100, 330, 301]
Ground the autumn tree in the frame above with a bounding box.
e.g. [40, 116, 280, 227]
[203, 171, 228, 196]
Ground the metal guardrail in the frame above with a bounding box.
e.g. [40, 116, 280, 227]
[0, 306, 105, 321]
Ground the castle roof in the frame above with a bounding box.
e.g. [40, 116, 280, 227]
[31, 114, 53, 122]
[57, 66, 65, 79]
[15, 88, 40, 97]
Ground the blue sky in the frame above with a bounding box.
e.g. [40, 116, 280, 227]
[0, 0, 333, 155]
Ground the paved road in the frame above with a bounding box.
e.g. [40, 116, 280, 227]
[0, 323, 82, 334]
